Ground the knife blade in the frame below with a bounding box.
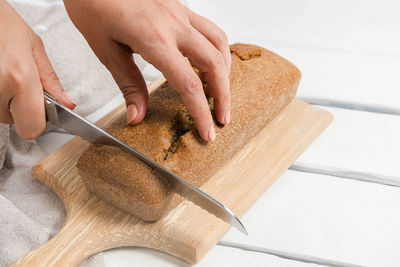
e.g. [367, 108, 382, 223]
[44, 92, 247, 235]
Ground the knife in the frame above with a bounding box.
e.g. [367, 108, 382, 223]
[44, 92, 248, 235]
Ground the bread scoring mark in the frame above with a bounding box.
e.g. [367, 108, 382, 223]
[163, 96, 214, 160]
[230, 45, 261, 60]
[162, 105, 191, 160]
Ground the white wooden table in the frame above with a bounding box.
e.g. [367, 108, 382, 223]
[37, 0, 400, 266]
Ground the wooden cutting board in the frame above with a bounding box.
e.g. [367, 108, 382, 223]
[12, 77, 333, 266]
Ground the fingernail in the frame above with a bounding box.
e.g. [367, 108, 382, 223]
[208, 125, 216, 142]
[63, 91, 76, 106]
[225, 110, 231, 124]
[127, 105, 138, 124]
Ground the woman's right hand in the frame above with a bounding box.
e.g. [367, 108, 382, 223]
[0, 0, 75, 139]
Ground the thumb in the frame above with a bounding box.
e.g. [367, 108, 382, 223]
[100, 42, 148, 125]
[32, 38, 76, 109]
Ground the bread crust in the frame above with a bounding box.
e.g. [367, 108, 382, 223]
[77, 43, 301, 221]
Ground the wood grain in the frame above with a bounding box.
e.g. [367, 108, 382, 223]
[12, 77, 333, 266]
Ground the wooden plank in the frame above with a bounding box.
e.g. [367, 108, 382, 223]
[190, 0, 400, 111]
[295, 106, 400, 178]
[221, 170, 400, 267]
[11, 78, 332, 266]
[190, 0, 400, 55]
[286, 47, 400, 113]
[103, 245, 316, 267]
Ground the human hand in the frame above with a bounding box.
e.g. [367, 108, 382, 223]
[64, 0, 231, 142]
[0, 0, 75, 139]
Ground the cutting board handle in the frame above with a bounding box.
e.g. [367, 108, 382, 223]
[11, 215, 104, 267]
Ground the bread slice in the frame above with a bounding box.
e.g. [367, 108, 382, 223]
[77, 43, 301, 221]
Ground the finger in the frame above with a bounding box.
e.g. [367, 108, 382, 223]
[0, 100, 14, 124]
[9, 60, 46, 140]
[179, 29, 231, 125]
[188, 11, 231, 74]
[32, 37, 76, 109]
[98, 41, 148, 125]
[142, 46, 215, 142]
[0, 82, 14, 124]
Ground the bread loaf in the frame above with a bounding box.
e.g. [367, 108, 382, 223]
[77, 43, 301, 221]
